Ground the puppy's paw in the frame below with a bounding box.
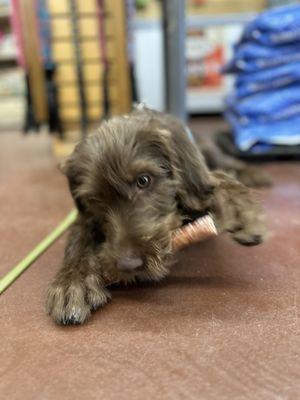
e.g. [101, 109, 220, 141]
[231, 214, 267, 246]
[232, 230, 264, 246]
[46, 275, 110, 325]
[85, 274, 111, 311]
[237, 166, 272, 188]
[212, 171, 267, 247]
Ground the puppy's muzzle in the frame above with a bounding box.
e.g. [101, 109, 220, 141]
[117, 250, 143, 271]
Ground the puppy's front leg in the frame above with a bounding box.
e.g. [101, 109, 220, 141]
[210, 171, 267, 246]
[46, 221, 110, 325]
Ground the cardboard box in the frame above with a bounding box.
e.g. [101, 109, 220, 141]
[187, 0, 266, 15]
[136, 0, 267, 19]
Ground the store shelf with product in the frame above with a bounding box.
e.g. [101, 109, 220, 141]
[0, 34, 17, 62]
[133, 0, 272, 113]
[187, 12, 256, 27]
[135, 0, 265, 19]
[0, 0, 10, 18]
[0, 7, 10, 19]
[185, 20, 244, 114]
[0, 2, 24, 130]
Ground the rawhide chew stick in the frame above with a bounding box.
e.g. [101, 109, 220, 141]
[172, 214, 218, 251]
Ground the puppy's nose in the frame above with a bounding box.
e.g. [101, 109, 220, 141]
[117, 252, 143, 271]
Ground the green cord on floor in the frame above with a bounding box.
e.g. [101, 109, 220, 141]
[0, 209, 78, 295]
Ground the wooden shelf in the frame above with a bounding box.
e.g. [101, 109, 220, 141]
[0, 7, 10, 19]
[0, 54, 16, 62]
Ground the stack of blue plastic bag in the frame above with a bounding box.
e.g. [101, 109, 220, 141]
[224, 4, 300, 153]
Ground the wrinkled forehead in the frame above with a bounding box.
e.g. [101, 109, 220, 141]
[86, 118, 169, 192]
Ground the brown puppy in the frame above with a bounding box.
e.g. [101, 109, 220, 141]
[46, 108, 266, 325]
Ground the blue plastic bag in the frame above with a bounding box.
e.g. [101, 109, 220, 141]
[224, 41, 300, 73]
[225, 111, 300, 150]
[241, 4, 300, 45]
[224, 5, 300, 152]
[235, 61, 300, 97]
[226, 85, 300, 124]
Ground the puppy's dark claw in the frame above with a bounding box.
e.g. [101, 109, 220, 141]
[46, 279, 110, 325]
[233, 232, 264, 246]
[62, 314, 83, 325]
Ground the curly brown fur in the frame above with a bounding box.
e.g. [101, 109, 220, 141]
[196, 133, 272, 187]
[46, 108, 266, 325]
[198, 134, 272, 188]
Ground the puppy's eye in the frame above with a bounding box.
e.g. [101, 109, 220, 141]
[136, 174, 151, 189]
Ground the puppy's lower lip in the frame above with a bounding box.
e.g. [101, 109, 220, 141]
[121, 265, 144, 273]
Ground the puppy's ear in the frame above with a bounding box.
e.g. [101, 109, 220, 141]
[146, 124, 216, 211]
[170, 130, 217, 212]
[59, 152, 85, 213]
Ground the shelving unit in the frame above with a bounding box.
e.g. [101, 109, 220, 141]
[187, 12, 257, 27]
[0, 54, 14, 60]
[0, 3, 17, 66]
[0, 1, 24, 130]
[134, 0, 267, 114]
[0, 5, 10, 18]
[46, 0, 131, 132]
